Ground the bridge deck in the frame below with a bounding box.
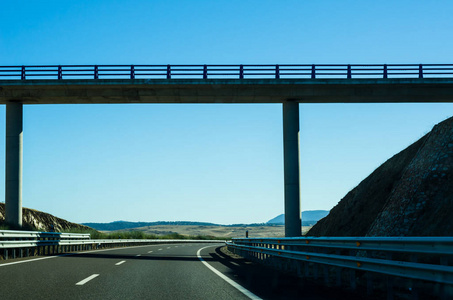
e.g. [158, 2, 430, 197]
[1, 78, 453, 104]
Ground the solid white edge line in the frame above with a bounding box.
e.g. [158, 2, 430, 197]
[197, 246, 262, 300]
[76, 274, 99, 286]
[0, 244, 159, 267]
[0, 255, 64, 267]
[115, 260, 126, 265]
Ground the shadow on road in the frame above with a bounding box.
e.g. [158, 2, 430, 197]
[205, 246, 367, 300]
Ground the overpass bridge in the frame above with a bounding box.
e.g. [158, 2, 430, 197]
[1, 64, 453, 236]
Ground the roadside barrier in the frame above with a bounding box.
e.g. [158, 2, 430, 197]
[227, 237, 453, 299]
[0, 229, 224, 260]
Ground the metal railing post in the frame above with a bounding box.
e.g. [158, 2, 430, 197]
[166, 65, 171, 79]
[311, 64, 316, 79]
[347, 64, 352, 79]
[239, 64, 244, 79]
[419, 64, 423, 78]
[21, 66, 25, 80]
[203, 65, 207, 79]
[58, 66, 62, 80]
[383, 64, 388, 79]
[94, 65, 99, 79]
[275, 64, 280, 79]
[130, 65, 135, 79]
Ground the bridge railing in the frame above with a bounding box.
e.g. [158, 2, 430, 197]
[0, 64, 453, 80]
[0, 229, 223, 260]
[227, 237, 453, 298]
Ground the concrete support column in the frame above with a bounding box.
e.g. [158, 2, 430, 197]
[282, 102, 301, 237]
[5, 102, 23, 227]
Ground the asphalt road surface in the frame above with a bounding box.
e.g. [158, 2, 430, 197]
[0, 243, 362, 299]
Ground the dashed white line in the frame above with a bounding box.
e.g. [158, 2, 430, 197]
[136, 254, 141, 257]
[148, 251, 153, 253]
[167, 247, 171, 249]
[76, 274, 99, 286]
[197, 246, 262, 300]
[115, 260, 126, 266]
[158, 248, 163, 251]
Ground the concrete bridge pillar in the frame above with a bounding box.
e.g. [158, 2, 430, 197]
[282, 102, 301, 237]
[5, 102, 23, 227]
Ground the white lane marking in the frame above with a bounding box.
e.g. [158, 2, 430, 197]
[167, 247, 171, 249]
[197, 246, 262, 300]
[115, 260, 126, 266]
[148, 251, 153, 253]
[0, 255, 66, 267]
[76, 274, 99, 286]
[158, 248, 163, 251]
[136, 254, 141, 257]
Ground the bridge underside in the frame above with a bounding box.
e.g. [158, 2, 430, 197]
[1, 78, 453, 104]
[2, 78, 453, 235]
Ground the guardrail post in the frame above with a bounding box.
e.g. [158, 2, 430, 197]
[166, 65, 171, 79]
[282, 101, 301, 237]
[275, 65, 280, 79]
[311, 64, 316, 79]
[366, 273, 373, 295]
[347, 64, 352, 79]
[323, 265, 330, 286]
[94, 65, 99, 79]
[383, 64, 388, 79]
[130, 65, 135, 79]
[203, 65, 208, 79]
[336, 250, 342, 286]
[239, 65, 244, 79]
[419, 64, 423, 78]
[5, 101, 23, 228]
[21, 66, 25, 80]
[58, 66, 62, 80]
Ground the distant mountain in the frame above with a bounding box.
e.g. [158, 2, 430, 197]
[84, 211, 329, 232]
[267, 210, 329, 226]
[83, 220, 220, 231]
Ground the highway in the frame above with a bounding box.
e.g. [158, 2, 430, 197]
[0, 243, 258, 299]
[0, 243, 360, 299]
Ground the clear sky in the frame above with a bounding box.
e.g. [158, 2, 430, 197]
[0, 1, 452, 224]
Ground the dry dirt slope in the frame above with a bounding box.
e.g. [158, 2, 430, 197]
[308, 116, 453, 237]
[0, 203, 92, 232]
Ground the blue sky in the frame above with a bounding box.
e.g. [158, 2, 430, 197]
[0, 1, 452, 224]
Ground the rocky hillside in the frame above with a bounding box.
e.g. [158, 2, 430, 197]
[0, 203, 92, 232]
[307, 116, 453, 237]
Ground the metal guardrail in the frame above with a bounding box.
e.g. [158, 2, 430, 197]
[0, 64, 453, 80]
[0, 229, 90, 239]
[227, 237, 453, 298]
[0, 230, 224, 260]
